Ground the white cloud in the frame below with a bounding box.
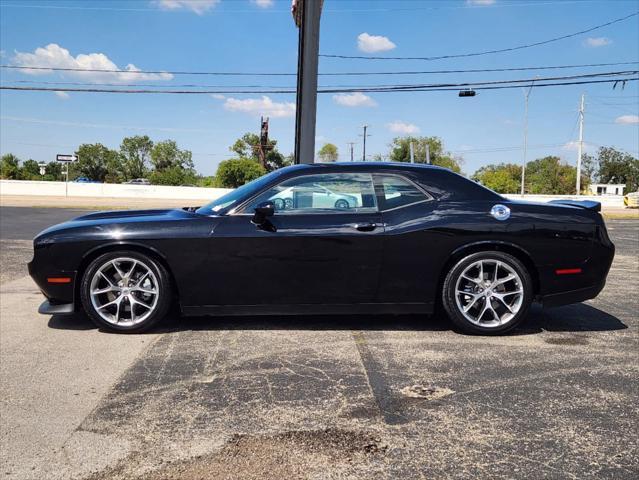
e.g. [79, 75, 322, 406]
[386, 121, 420, 135]
[333, 92, 377, 107]
[562, 141, 595, 153]
[223, 95, 295, 118]
[585, 37, 612, 47]
[467, 0, 496, 5]
[252, 0, 274, 7]
[12, 44, 173, 83]
[211, 93, 226, 100]
[562, 141, 581, 151]
[357, 33, 396, 53]
[54, 91, 70, 100]
[615, 114, 639, 125]
[155, 0, 220, 14]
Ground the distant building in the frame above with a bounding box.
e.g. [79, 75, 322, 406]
[588, 183, 626, 196]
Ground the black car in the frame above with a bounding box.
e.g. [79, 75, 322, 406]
[29, 163, 615, 334]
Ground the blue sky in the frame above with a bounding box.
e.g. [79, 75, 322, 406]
[1, 0, 638, 176]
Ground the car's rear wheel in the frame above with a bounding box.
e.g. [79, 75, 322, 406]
[80, 251, 171, 333]
[442, 251, 533, 335]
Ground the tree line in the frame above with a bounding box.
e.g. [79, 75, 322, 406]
[1, 136, 198, 186]
[2, 133, 636, 194]
[472, 147, 638, 194]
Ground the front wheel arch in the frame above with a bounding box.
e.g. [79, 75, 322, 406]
[75, 243, 180, 311]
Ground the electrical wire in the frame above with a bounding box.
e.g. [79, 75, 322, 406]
[3, 69, 637, 90]
[2, 76, 637, 95]
[1, 71, 636, 94]
[2, 61, 637, 77]
[320, 11, 639, 61]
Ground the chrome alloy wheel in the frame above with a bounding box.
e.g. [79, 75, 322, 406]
[454, 259, 524, 328]
[89, 257, 159, 327]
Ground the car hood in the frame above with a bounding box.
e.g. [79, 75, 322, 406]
[34, 208, 202, 239]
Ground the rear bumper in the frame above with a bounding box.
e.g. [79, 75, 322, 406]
[539, 280, 606, 308]
[38, 300, 75, 315]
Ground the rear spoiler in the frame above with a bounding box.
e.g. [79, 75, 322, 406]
[548, 199, 601, 212]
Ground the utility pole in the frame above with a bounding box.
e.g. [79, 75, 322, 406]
[520, 78, 537, 195]
[347, 142, 355, 162]
[409, 142, 415, 163]
[360, 124, 370, 161]
[425, 143, 430, 164]
[292, 0, 323, 164]
[257, 116, 270, 169]
[576, 93, 585, 195]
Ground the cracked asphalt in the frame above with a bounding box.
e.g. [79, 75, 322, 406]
[0, 206, 637, 479]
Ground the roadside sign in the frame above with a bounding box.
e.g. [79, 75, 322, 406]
[56, 154, 78, 162]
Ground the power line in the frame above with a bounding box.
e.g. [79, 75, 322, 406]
[2, 76, 637, 95]
[320, 11, 639, 61]
[1, 71, 636, 93]
[4, 69, 637, 90]
[0, 1, 617, 13]
[2, 61, 636, 77]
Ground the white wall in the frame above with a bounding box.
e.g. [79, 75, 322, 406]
[503, 194, 624, 208]
[0, 180, 232, 201]
[0, 180, 625, 207]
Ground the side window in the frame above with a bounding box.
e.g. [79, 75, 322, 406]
[376, 174, 430, 211]
[243, 173, 378, 213]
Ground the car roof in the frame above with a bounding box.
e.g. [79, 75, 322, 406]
[283, 162, 447, 172]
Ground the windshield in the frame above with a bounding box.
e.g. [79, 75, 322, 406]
[195, 169, 285, 215]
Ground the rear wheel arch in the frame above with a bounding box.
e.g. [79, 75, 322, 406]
[438, 242, 540, 298]
[75, 243, 180, 309]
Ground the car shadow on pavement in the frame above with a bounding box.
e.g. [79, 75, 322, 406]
[47, 302, 627, 335]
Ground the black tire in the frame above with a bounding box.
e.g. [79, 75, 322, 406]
[334, 199, 350, 209]
[80, 251, 172, 333]
[442, 251, 533, 335]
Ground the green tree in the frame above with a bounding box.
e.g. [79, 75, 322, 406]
[472, 163, 521, 193]
[0, 154, 21, 179]
[595, 147, 639, 193]
[149, 165, 198, 186]
[525, 156, 584, 195]
[120, 135, 153, 180]
[151, 140, 194, 172]
[20, 159, 42, 180]
[318, 143, 338, 162]
[215, 158, 266, 188]
[388, 136, 462, 173]
[73, 144, 119, 182]
[229, 132, 290, 172]
[44, 161, 63, 181]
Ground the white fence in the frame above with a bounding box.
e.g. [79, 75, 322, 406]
[503, 194, 624, 208]
[0, 180, 626, 207]
[0, 180, 231, 201]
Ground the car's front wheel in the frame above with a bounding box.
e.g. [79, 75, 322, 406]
[80, 251, 172, 333]
[442, 251, 533, 335]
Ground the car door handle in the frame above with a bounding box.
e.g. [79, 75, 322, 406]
[354, 222, 378, 232]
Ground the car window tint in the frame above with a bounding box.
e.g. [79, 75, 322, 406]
[244, 173, 378, 213]
[377, 175, 429, 210]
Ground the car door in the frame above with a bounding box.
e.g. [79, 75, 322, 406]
[207, 171, 384, 306]
[374, 173, 438, 304]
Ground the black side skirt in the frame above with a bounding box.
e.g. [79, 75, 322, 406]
[182, 302, 433, 317]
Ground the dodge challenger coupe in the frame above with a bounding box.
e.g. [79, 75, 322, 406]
[29, 163, 615, 335]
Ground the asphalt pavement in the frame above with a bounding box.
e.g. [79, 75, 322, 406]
[0, 206, 637, 480]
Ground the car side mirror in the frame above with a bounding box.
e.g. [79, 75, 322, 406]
[252, 201, 275, 226]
